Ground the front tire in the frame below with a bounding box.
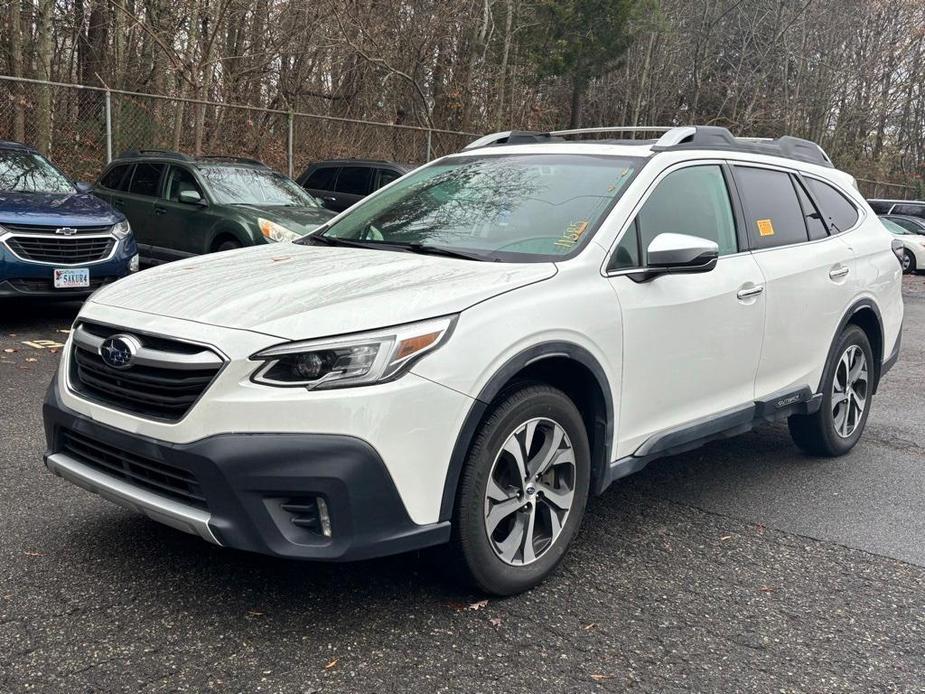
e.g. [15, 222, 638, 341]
[788, 325, 873, 456]
[902, 249, 915, 274]
[451, 384, 590, 595]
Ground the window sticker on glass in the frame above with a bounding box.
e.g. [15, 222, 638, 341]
[757, 218, 775, 236]
[555, 221, 590, 248]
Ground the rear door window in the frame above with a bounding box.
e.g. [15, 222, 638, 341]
[100, 164, 131, 191]
[128, 162, 165, 197]
[734, 166, 808, 249]
[335, 166, 373, 195]
[805, 178, 859, 232]
[305, 166, 338, 191]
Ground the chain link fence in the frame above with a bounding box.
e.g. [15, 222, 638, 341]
[0, 75, 477, 182]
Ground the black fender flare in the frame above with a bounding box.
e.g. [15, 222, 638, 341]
[209, 223, 250, 251]
[438, 341, 614, 521]
[820, 298, 885, 393]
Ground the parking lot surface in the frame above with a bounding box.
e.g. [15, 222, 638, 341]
[2, 280, 924, 693]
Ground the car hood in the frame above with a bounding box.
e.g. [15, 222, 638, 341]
[234, 204, 335, 235]
[0, 191, 121, 226]
[90, 243, 557, 339]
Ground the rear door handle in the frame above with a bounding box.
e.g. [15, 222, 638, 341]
[154, 206, 167, 216]
[737, 285, 764, 300]
[829, 265, 850, 279]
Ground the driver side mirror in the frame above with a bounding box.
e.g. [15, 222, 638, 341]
[178, 189, 205, 205]
[628, 233, 719, 283]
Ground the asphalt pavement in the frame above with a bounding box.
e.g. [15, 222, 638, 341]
[1, 280, 924, 693]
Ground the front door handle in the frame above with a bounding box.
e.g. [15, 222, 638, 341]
[829, 265, 850, 279]
[154, 206, 167, 216]
[737, 285, 764, 300]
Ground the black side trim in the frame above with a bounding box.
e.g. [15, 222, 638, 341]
[438, 342, 614, 521]
[603, 388, 821, 487]
[881, 323, 901, 380]
[823, 299, 885, 393]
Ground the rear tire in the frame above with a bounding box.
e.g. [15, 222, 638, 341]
[451, 384, 591, 596]
[788, 325, 873, 456]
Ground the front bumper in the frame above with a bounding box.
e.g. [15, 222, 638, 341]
[0, 237, 138, 298]
[44, 380, 451, 561]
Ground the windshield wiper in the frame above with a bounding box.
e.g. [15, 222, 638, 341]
[304, 234, 387, 251]
[306, 235, 491, 261]
[394, 242, 491, 262]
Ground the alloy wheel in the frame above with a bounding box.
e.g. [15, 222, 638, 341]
[832, 344, 869, 438]
[483, 417, 576, 566]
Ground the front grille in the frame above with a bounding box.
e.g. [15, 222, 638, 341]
[7, 236, 114, 264]
[7, 277, 117, 293]
[69, 321, 224, 422]
[61, 429, 208, 509]
[3, 223, 113, 235]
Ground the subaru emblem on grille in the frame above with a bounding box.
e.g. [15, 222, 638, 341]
[99, 334, 140, 370]
[55, 227, 78, 236]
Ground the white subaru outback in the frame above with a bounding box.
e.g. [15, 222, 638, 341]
[43, 126, 903, 595]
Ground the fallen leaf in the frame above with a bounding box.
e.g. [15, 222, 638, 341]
[25, 358, 38, 363]
[324, 658, 338, 670]
[2, 348, 16, 353]
[720, 535, 733, 541]
[247, 610, 264, 617]
[758, 586, 776, 593]
[591, 674, 614, 681]
[489, 617, 502, 627]
[24, 551, 45, 557]
[467, 599, 489, 611]
[583, 623, 597, 631]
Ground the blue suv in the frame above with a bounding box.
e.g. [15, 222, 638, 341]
[0, 141, 138, 298]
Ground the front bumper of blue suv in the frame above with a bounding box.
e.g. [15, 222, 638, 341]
[0, 231, 138, 298]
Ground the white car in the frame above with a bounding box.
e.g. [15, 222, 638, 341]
[881, 217, 925, 273]
[43, 126, 904, 595]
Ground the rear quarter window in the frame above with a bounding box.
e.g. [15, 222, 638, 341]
[805, 178, 859, 232]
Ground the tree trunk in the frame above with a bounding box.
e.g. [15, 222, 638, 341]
[34, 0, 54, 152]
[8, 0, 26, 141]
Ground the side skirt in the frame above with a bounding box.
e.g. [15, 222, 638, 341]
[601, 387, 822, 491]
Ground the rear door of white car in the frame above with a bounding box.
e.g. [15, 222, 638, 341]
[606, 162, 767, 457]
[731, 164, 857, 399]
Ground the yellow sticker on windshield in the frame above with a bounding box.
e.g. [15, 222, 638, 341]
[757, 218, 775, 236]
[555, 221, 590, 248]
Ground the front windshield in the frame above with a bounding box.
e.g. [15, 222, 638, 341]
[313, 153, 642, 261]
[0, 151, 75, 194]
[198, 166, 321, 207]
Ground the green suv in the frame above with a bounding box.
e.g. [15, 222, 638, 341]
[94, 151, 336, 264]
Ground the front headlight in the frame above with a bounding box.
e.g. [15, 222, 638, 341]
[251, 316, 456, 389]
[259, 218, 300, 243]
[112, 220, 131, 239]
